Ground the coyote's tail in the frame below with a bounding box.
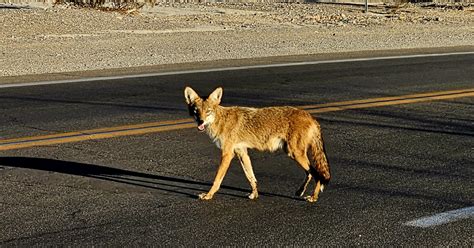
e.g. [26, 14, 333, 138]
[309, 127, 331, 185]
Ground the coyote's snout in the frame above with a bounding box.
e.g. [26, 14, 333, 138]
[184, 87, 331, 202]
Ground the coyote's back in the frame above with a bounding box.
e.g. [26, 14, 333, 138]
[184, 86, 330, 202]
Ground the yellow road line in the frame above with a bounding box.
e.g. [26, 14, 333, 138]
[306, 90, 474, 114]
[0, 118, 193, 144]
[300, 88, 474, 109]
[1, 88, 473, 151]
[0, 122, 195, 151]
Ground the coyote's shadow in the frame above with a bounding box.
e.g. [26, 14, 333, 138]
[0, 157, 297, 200]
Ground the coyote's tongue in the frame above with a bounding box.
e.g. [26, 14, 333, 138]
[198, 124, 205, 131]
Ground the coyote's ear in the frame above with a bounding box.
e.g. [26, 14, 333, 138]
[184, 87, 199, 105]
[208, 87, 223, 104]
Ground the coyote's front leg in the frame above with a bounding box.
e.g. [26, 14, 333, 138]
[199, 150, 234, 200]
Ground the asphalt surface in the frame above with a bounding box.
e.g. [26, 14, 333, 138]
[0, 52, 473, 246]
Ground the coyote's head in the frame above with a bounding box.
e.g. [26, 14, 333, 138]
[184, 87, 223, 132]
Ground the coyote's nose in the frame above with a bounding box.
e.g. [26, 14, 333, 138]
[197, 120, 205, 132]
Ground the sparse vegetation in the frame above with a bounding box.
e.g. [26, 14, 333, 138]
[0, 2, 472, 77]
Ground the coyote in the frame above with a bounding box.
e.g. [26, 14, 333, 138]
[184, 87, 331, 202]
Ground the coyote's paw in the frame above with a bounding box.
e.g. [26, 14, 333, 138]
[248, 191, 259, 200]
[304, 196, 318, 203]
[198, 192, 213, 200]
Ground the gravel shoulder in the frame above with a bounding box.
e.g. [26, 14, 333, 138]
[0, 2, 473, 77]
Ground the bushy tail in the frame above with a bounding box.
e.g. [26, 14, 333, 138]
[309, 129, 331, 185]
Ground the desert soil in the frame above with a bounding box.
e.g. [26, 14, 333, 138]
[0, 2, 472, 77]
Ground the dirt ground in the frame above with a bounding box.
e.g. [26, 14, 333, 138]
[0, 2, 472, 77]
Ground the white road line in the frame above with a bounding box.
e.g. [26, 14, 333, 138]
[1, 51, 474, 89]
[404, 206, 474, 228]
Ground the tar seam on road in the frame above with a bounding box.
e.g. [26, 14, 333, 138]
[404, 206, 474, 228]
[1, 88, 473, 151]
[1, 51, 474, 89]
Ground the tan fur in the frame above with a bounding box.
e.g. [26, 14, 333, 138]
[184, 87, 331, 202]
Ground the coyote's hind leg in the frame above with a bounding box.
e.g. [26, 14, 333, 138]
[290, 149, 320, 203]
[295, 172, 312, 197]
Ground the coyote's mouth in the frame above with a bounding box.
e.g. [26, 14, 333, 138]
[197, 123, 206, 132]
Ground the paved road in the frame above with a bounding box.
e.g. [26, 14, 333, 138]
[0, 53, 473, 246]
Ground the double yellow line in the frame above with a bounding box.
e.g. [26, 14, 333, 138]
[301, 88, 474, 114]
[1, 88, 473, 151]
